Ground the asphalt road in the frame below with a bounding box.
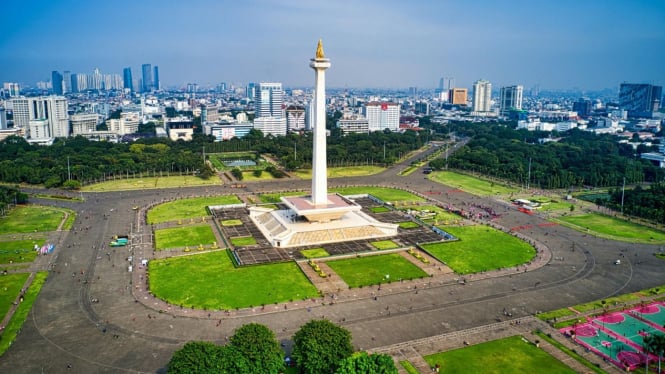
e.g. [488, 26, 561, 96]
[1, 143, 663, 373]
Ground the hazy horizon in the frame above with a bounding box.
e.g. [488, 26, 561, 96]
[2, 0, 664, 91]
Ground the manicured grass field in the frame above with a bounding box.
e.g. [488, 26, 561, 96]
[258, 191, 305, 203]
[241, 171, 275, 181]
[293, 165, 384, 179]
[398, 221, 420, 229]
[401, 205, 462, 225]
[333, 186, 424, 203]
[371, 240, 400, 250]
[429, 171, 518, 196]
[326, 253, 428, 287]
[369, 206, 391, 213]
[149, 251, 318, 309]
[0, 271, 48, 356]
[221, 219, 242, 226]
[62, 208, 76, 230]
[154, 225, 217, 250]
[556, 213, 665, 243]
[523, 196, 573, 212]
[82, 175, 220, 191]
[0, 273, 30, 322]
[399, 360, 420, 374]
[424, 335, 576, 374]
[0, 205, 67, 234]
[0, 240, 44, 264]
[147, 195, 241, 224]
[230, 236, 257, 247]
[300, 248, 329, 258]
[422, 225, 535, 274]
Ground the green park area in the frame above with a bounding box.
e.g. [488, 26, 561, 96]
[230, 236, 257, 247]
[326, 253, 428, 288]
[369, 206, 391, 213]
[147, 195, 241, 224]
[300, 248, 329, 258]
[241, 170, 275, 181]
[556, 213, 665, 243]
[522, 196, 574, 212]
[207, 152, 260, 171]
[221, 219, 242, 226]
[0, 205, 72, 234]
[422, 225, 535, 274]
[0, 239, 44, 264]
[0, 271, 48, 355]
[154, 225, 217, 250]
[423, 335, 576, 374]
[82, 175, 219, 192]
[370, 240, 400, 250]
[398, 221, 420, 229]
[149, 251, 318, 309]
[401, 205, 463, 225]
[0, 273, 29, 320]
[293, 165, 384, 179]
[429, 171, 518, 196]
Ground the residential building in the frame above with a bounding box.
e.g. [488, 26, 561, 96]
[3, 82, 20, 97]
[246, 82, 256, 99]
[472, 80, 492, 112]
[500, 85, 523, 116]
[63, 71, 72, 93]
[573, 98, 592, 118]
[11, 96, 69, 139]
[619, 83, 662, 118]
[364, 102, 400, 132]
[448, 88, 468, 106]
[0, 108, 7, 129]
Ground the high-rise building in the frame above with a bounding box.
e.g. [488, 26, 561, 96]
[573, 98, 593, 118]
[253, 82, 286, 136]
[11, 96, 69, 139]
[63, 71, 72, 93]
[472, 79, 492, 112]
[123, 67, 133, 91]
[619, 83, 662, 118]
[70, 113, 99, 134]
[153, 66, 160, 91]
[141, 63, 153, 92]
[364, 102, 400, 132]
[246, 82, 256, 99]
[448, 88, 468, 106]
[500, 85, 524, 116]
[51, 71, 63, 95]
[3, 83, 20, 97]
[76, 73, 88, 91]
[285, 105, 306, 132]
[90, 68, 103, 90]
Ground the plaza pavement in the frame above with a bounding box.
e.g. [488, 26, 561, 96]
[0, 145, 663, 373]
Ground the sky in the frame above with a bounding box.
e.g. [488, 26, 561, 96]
[1, 0, 664, 91]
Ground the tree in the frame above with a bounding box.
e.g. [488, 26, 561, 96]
[167, 341, 226, 374]
[644, 333, 665, 374]
[230, 168, 243, 180]
[292, 319, 354, 374]
[334, 352, 398, 374]
[229, 323, 284, 374]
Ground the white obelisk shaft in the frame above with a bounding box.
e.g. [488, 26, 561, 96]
[310, 53, 330, 206]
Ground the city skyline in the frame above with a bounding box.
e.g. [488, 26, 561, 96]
[1, 0, 664, 90]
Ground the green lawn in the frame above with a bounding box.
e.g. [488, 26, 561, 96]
[0, 273, 30, 322]
[326, 253, 428, 288]
[293, 165, 384, 179]
[0, 240, 44, 264]
[523, 196, 573, 212]
[399, 360, 420, 374]
[371, 240, 400, 250]
[429, 171, 518, 196]
[62, 208, 76, 230]
[241, 171, 276, 181]
[230, 236, 257, 247]
[422, 225, 535, 274]
[333, 187, 425, 203]
[300, 248, 330, 258]
[0, 205, 67, 234]
[82, 175, 220, 191]
[398, 221, 420, 229]
[369, 206, 391, 213]
[424, 335, 576, 374]
[147, 195, 241, 224]
[221, 219, 242, 226]
[0, 271, 48, 356]
[258, 191, 305, 204]
[556, 213, 665, 243]
[149, 251, 318, 309]
[154, 225, 217, 250]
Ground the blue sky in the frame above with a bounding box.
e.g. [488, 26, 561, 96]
[1, 0, 664, 90]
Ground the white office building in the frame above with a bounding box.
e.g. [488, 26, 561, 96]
[364, 102, 400, 132]
[254, 82, 286, 136]
[71, 113, 100, 134]
[11, 96, 69, 139]
[472, 79, 492, 112]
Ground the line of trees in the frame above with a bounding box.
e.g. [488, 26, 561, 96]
[599, 183, 665, 223]
[167, 320, 397, 374]
[0, 185, 28, 215]
[428, 123, 663, 190]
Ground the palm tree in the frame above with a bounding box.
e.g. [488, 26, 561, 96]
[644, 333, 665, 373]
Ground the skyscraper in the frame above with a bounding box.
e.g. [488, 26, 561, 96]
[573, 98, 593, 118]
[619, 83, 662, 118]
[51, 71, 63, 95]
[472, 79, 492, 112]
[253, 82, 286, 136]
[448, 88, 468, 106]
[246, 82, 256, 99]
[123, 67, 133, 91]
[63, 71, 72, 93]
[69, 74, 78, 93]
[11, 96, 69, 139]
[500, 85, 523, 116]
[141, 63, 153, 92]
[153, 66, 160, 91]
[364, 102, 400, 132]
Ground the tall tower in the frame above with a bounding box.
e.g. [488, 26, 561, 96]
[500, 85, 523, 116]
[123, 67, 133, 91]
[51, 71, 63, 95]
[141, 64, 153, 92]
[472, 79, 492, 112]
[310, 40, 331, 206]
[153, 66, 160, 91]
